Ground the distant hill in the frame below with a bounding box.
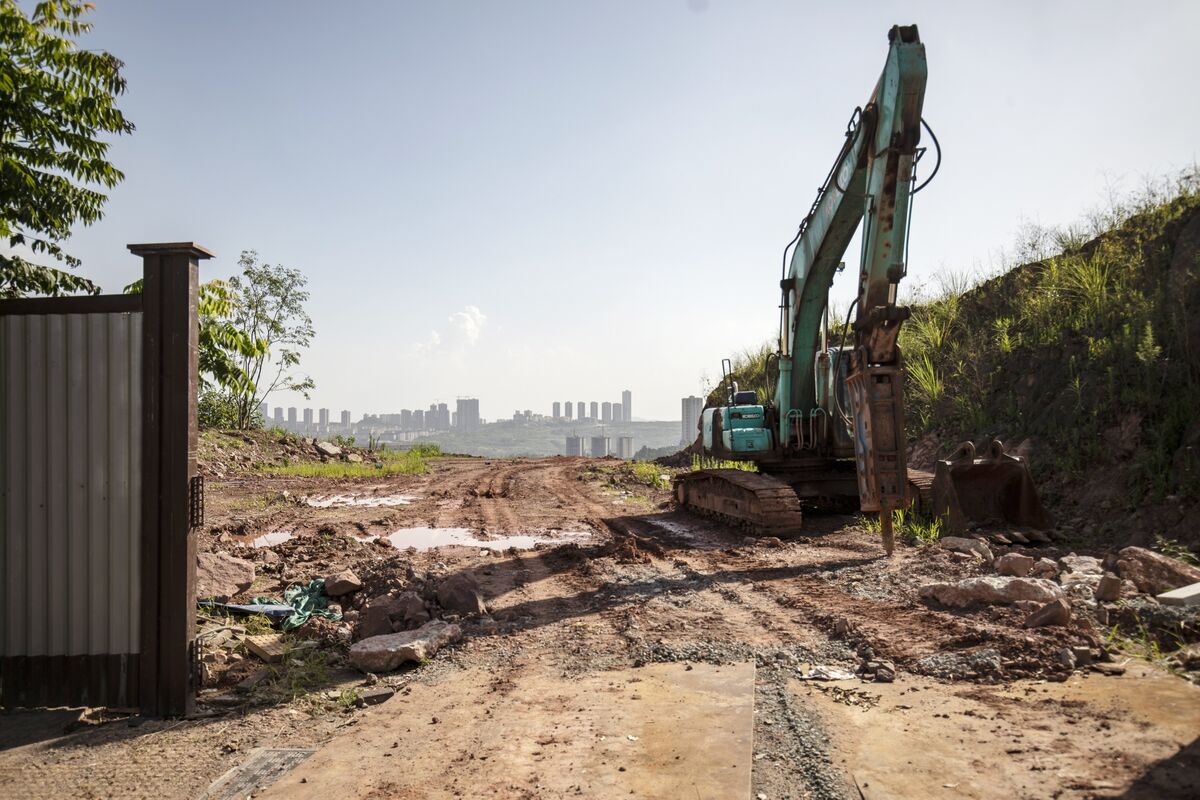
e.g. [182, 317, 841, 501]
[411, 420, 683, 458]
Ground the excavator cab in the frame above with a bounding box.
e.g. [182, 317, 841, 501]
[931, 439, 1050, 535]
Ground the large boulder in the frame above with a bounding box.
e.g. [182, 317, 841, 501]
[437, 573, 487, 616]
[1116, 547, 1200, 595]
[938, 536, 994, 563]
[919, 576, 1063, 608]
[196, 552, 255, 600]
[349, 621, 462, 673]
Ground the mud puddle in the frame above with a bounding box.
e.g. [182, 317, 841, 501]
[355, 526, 594, 552]
[305, 493, 418, 508]
[252, 531, 294, 547]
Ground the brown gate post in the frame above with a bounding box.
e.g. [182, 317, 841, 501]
[131, 242, 212, 717]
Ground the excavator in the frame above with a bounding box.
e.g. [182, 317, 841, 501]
[674, 24, 1048, 554]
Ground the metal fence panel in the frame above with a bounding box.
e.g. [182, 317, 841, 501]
[0, 310, 143, 707]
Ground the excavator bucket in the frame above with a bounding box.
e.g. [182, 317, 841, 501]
[932, 439, 1050, 535]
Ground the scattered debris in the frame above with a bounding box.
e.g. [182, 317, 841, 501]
[796, 666, 857, 681]
[436, 573, 488, 616]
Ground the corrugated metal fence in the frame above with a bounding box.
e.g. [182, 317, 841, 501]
[1, 243, 211, 715]
[0, 303, 144, 706]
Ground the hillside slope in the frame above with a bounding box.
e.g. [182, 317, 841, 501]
[902, 176, 1199, 549]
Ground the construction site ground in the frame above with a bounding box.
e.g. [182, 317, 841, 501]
[1, 452, 1198, 799]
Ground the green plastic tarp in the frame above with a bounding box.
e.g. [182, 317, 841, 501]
[252, 577, 342, 631]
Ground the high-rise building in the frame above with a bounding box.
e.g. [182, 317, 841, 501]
[437, 402, 450, 430]
[576, 401, 585, 420]
[257, 402, 268, 422]
[273, 407, 283, 423]
[612, 402, 624, 423]
[616, 436, 634, 459]
[303, 408, 313, 428]
[413, 409, 425, 429]
[601, 401, 612, 422]
[552, 401, 561, 419]
[590, 436, 610, 458]
[319, 408, 330, 431]
[681, 396, 704, 446]
[400, 409, 413, 430]
[341, 410, 351, 427]
[288, 407, 297, 424]
[564, 402, 573, 420]
[622, 390, 632, 422]
[590, 401, 599, 420]
[565, 435, 584, 456]
[456, 398, 480, 431]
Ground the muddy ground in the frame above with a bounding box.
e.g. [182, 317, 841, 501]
[1, 446, 1198, 799]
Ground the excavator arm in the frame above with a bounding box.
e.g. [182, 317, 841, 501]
[775, 25, 927, 548]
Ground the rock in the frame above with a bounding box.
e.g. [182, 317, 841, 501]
[1071, 646, 1094, 666]
[1116, 546, 1200, 595]
[360, 595, 401, 639]
[325, 569, 363, 597]
[1094, 573, 1123, 602]
[1059, 554, 1104, 576]
[345, 453, 364, 463]
[1030, 558, 1059, 579]
[349, 621, 462, 672]
[196, 552, 255, 600]
[995, 553, 1035, 577]
[236, 668, 272, 693]
[315, 440, 341, 457]
[874, 661, 896, 682]
[758, 536, 784, 548]
[1057, 646, 1077, 670]
[437, 573, 487, 616]
[356, 686, 395, 706]
[919, 576, 1064, 608]
[1090, 662, 1126, 676]
[939, 536, 993, 563]
[1023, 598, 1072, 628]
[832, 616, 850, 636]
[392, 591, 431, 630]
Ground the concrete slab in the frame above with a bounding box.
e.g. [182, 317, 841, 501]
[260, 661, 755, 800]
[1158, 581, 1200, 606]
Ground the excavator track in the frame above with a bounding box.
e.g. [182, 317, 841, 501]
[673, 469, 805, 537]
[674, 467, 939, 538]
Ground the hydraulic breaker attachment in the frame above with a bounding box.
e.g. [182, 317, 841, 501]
[931, 439, 1051, 535]
[845, 361, 908, 554]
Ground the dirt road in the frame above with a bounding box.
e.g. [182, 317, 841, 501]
[2, 456, 1197, 799]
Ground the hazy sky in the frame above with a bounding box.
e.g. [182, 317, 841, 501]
[52, 1, 1199, 421]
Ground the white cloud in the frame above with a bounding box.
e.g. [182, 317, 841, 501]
[413, 306, 486, 356]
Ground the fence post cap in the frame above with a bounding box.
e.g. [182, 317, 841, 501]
[127, 242, 215, 259]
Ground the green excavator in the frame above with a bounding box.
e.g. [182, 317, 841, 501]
[675, 24, 1049, 553]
